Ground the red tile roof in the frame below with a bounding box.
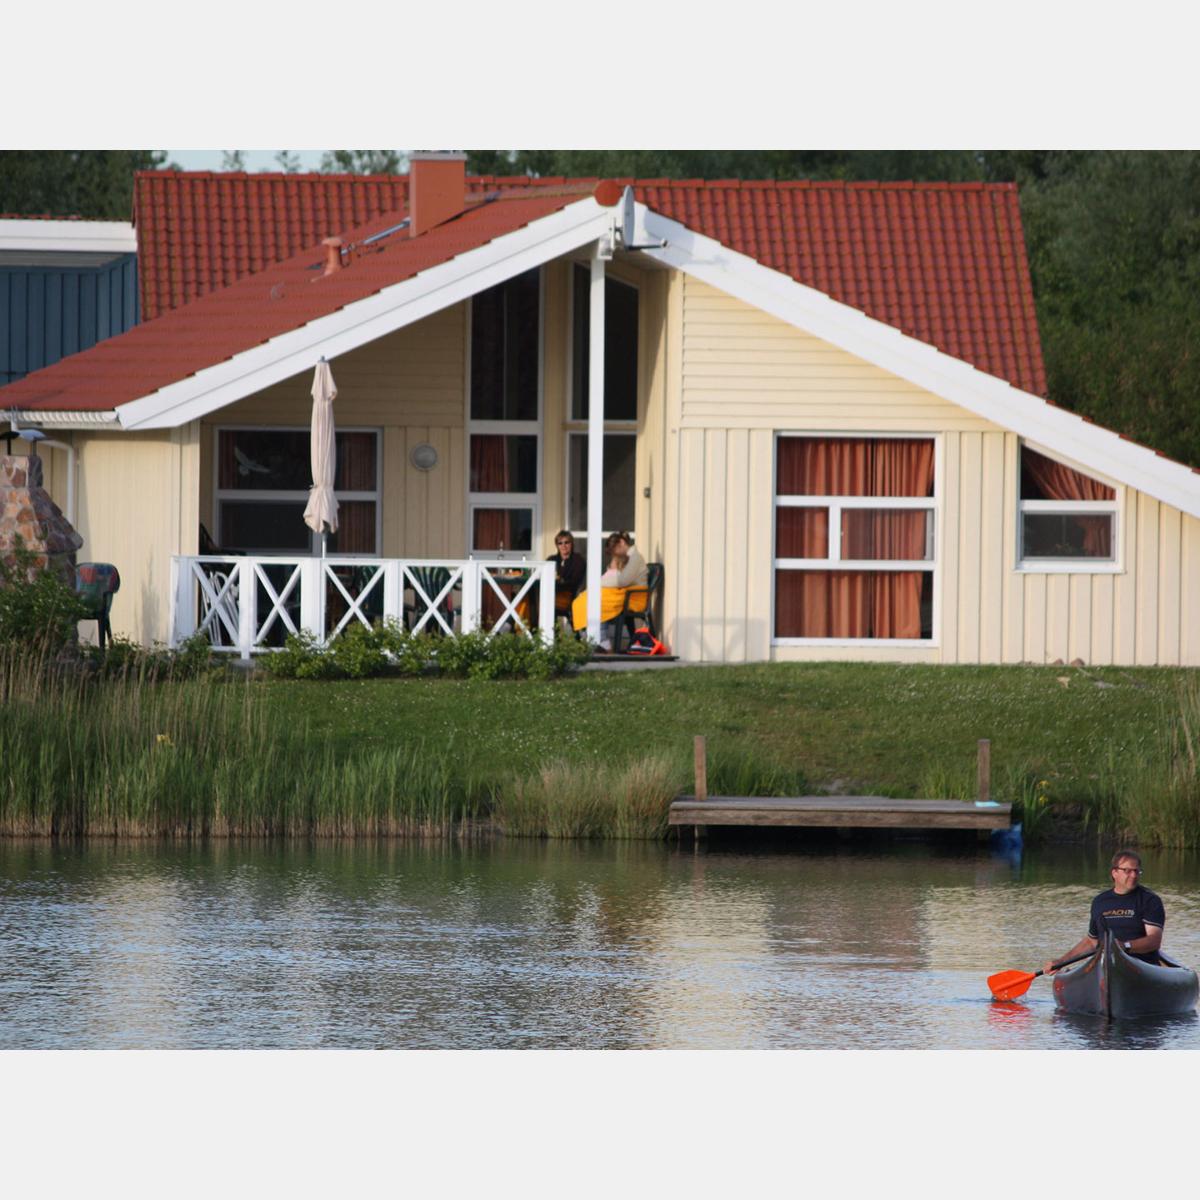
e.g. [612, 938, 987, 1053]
[4, 192, 580, 413]
[132, 170, 1046, 395]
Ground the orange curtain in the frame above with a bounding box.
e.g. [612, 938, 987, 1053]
[471, 437, 510, 552]
[1023, 447, 1113, 556]
[775, 439, 935, 639]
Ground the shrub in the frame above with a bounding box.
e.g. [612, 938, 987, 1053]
[259, 623, 591, 681]
[329, 622, 389, 679]
[0, 542, 88, 652]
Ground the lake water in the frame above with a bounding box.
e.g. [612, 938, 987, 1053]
[1, 835, 1197, 1050]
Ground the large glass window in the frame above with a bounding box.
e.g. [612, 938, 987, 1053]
[773, 436, 936, 641]
[571, 266, 638, 421]
[1018, 444, 1117, 566]
[471, 268, 540, 421]
[566, 433, 637, 535]
[468, 269, 541, 556]
[215, 428, 380, 554]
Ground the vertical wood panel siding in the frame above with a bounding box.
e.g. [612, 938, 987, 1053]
[0, 256, 138, 384]
[1182, 515, 1200, 666]
[72, 426, 199, 645]
[671, 276, 1200, 665]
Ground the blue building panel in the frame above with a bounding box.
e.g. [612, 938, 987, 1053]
[0, 253, 139, 388]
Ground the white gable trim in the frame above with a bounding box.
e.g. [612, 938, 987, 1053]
[633, 206, 1200, 521]
[117, 199, 615, 431]
[0, 219, 137, 256]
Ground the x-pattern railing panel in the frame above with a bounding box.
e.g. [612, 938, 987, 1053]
[192, 560, 240, 646]
[173, 556, 558, 657]
[479, 564, 540, 639]
[324, 561, 386, 639]
[252, 561, 302, 646]
[403, 564, 462, 636]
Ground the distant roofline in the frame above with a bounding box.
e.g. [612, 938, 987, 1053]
[0, 218, 137, 255]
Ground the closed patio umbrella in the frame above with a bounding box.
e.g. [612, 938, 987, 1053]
[303, 358, 339, 556]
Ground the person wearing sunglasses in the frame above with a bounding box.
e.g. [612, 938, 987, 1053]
[1043, 849, 1166, 975]
[549, 531, 586, 622]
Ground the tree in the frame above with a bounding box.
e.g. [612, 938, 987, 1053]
[320, 150, 404, 174]
[0, 150, 172, 220]
[274, 150, 303, 174]
[221, 150, 247, 171]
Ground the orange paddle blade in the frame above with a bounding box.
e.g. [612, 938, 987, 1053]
[987, 968, 1037, 1001]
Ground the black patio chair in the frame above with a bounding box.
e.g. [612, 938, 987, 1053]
[613, 562, 663, 653]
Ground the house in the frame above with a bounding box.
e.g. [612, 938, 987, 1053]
[3, 153, 1199, 665]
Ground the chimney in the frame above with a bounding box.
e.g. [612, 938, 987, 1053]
[322, 237, 344, 275]
[408, 152, 467, 237]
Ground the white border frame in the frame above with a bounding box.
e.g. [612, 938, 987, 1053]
[771, 432, 941, 648]
[564, 429, 638, 545]
[1015, 439, 1123, 574]
[213, 424, 382, 556]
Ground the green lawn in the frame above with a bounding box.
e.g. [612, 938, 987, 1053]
[260, 661, 1195, 804]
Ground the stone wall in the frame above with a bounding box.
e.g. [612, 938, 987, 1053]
[0, 453, 83, 583]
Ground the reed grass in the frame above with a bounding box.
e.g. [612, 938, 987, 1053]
[494, 755, 678, 839]
[0, 644, 482, 838]
[1083, 681, 1200, 848]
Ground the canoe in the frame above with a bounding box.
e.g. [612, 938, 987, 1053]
[1053, 934, 1199, 1019]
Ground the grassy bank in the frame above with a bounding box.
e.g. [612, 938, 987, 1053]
[3, 647, 1198, 844]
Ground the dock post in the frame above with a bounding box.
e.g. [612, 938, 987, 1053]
[694, 735, 708, 841]
[978, 738, 991, 804]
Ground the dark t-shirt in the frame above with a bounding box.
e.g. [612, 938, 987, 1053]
[1088, 885, 1165, 962]
[549, 551, 586, 599]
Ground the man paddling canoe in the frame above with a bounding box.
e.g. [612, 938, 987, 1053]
[1044, 849, 1166, 974]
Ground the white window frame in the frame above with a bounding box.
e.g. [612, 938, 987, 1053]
[563, 429, 638, 546]
[1016, 441, 1122, 574]
[771, 432, 940, 647]
[213, 425, 382, 556]
[465, 266, 543, 559]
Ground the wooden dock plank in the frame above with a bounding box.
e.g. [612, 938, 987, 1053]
[668, 795, 1012, 830]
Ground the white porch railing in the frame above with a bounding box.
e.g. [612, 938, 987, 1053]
[170, 556, 558, 660]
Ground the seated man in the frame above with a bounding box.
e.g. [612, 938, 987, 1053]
[1043, 849, 1166, 974]
[571, 531, 647, 652]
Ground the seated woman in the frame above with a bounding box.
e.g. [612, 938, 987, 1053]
[571, 531, 648, 651]
[550, 530, 586, 620]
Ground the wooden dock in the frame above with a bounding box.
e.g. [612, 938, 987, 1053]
[669, 794, 1012, 832]
[672, 736, 1012, 833]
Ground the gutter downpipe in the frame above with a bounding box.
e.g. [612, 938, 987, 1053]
[585, 245, 606, 644]
[4, 411, 76, 523]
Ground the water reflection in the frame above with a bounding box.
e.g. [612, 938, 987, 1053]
[0, 838, 1197, 1050]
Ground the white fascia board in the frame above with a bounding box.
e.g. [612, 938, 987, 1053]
[0, 220, 137, 255]
[118, 200, 615, 431]
[635, 205, 1200, 520]
[6, 409, 120, 428]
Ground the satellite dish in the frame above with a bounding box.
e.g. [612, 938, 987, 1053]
[620, 186, 636, 248]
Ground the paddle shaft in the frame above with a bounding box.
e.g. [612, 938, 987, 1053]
[1041, 949, 1096, 977]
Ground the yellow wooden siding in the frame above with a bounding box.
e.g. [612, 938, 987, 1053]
[71, 425, 199, 645]
[199, 306, 468, 558]
[670, 274, 1200, 665]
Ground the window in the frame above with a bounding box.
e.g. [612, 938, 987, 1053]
[773, 436, 936, 641]
[468, 269, 541, 555]
[571, 265, 638, 421]
[1018, 444, 1117, 568]
[215, 427, 380, 554]
[565, 432, 637, 549]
